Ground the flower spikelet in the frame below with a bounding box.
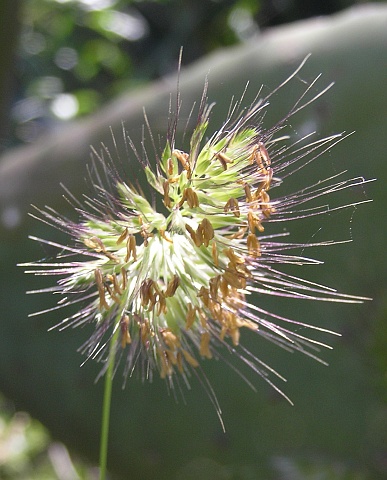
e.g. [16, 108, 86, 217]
[22, 58, 371, 408]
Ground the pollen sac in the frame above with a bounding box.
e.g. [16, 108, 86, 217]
[179, 187, 199, 208]
[173, 149, 191, 178]
[94, 268, 109, 311]
[247, 233, 261, 257]
[249, 141, 271, 173]
[125, 234, 137, 262]
[215, 151, 233, 170]
[199, 331, 212, 359]
[224, 197, 240, 217]
[199, 218, 214, 247]
[164, 275, 180, 297]
[163, 181, 171, 208]
[120, 315, 132, 348]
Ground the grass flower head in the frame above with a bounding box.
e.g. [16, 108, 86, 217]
[23, 58, 371, 416]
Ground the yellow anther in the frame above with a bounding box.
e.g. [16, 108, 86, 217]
[120, 315, 132, 348]
[223, 270, 246, 289]
[185, 303, 197, 330]
[84, 236, 105, 252]
[248, 210, 264, 233]
[182, 349, 199, 368]
[165, 349, 178, 365]
[160, 229, 173, 243]
[225, 248, 245, 267]
[244, 184, 253, 203]
[199, 331, 212, 359]
[161, 328, 181, 350]
[247, 233, 261, 257]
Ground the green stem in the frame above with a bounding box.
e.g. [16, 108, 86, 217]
[99, 327, 119, 480]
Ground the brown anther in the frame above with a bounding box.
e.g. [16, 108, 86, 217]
[105, 284, 120, 304]
[195, 223, 205, 247]
[121, 267, 127, 290]
[120, 315, 132, 348]
[182, 349, 199, 368]
[247, 233, 261, 257]
[140, 278, 154, 308]
[258, 141, 271, 168]
[157, 294, 167, 315]
[106, 273, 122, 296]
[185, 224, 198, 246]
[198, 286, 210, 308]
[220, 276, 229, 298]
[249, 142, 271, 173]
[163, 181, 171, 208]
[215, 152, 233, 170]
[140, 226, 153, 247]
[125, 234, 137, 262]
[94, 268, 109, 311]
[160, 229, 173, 243]
[164, 275, 180, 297]
[200, 218, 214, 247]
[224, 197, 240, 217]
[209, 275, 221, 300]
[185, 187, 199, 208]
[212, 241, 219, 267]
[167, 157, 174, 176]
[116, 227, 129, 245]
[84, 236, 119, 263]
[140, 319, 151, 345]
[173, 149, 191, 178]
[244, 184, 253, 203]
[199, 331, 212, 359]
[185, 303, 197, 330]
[258, 189, 276, 218]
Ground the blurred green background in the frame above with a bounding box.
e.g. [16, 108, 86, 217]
[0, 1, 386, 479]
